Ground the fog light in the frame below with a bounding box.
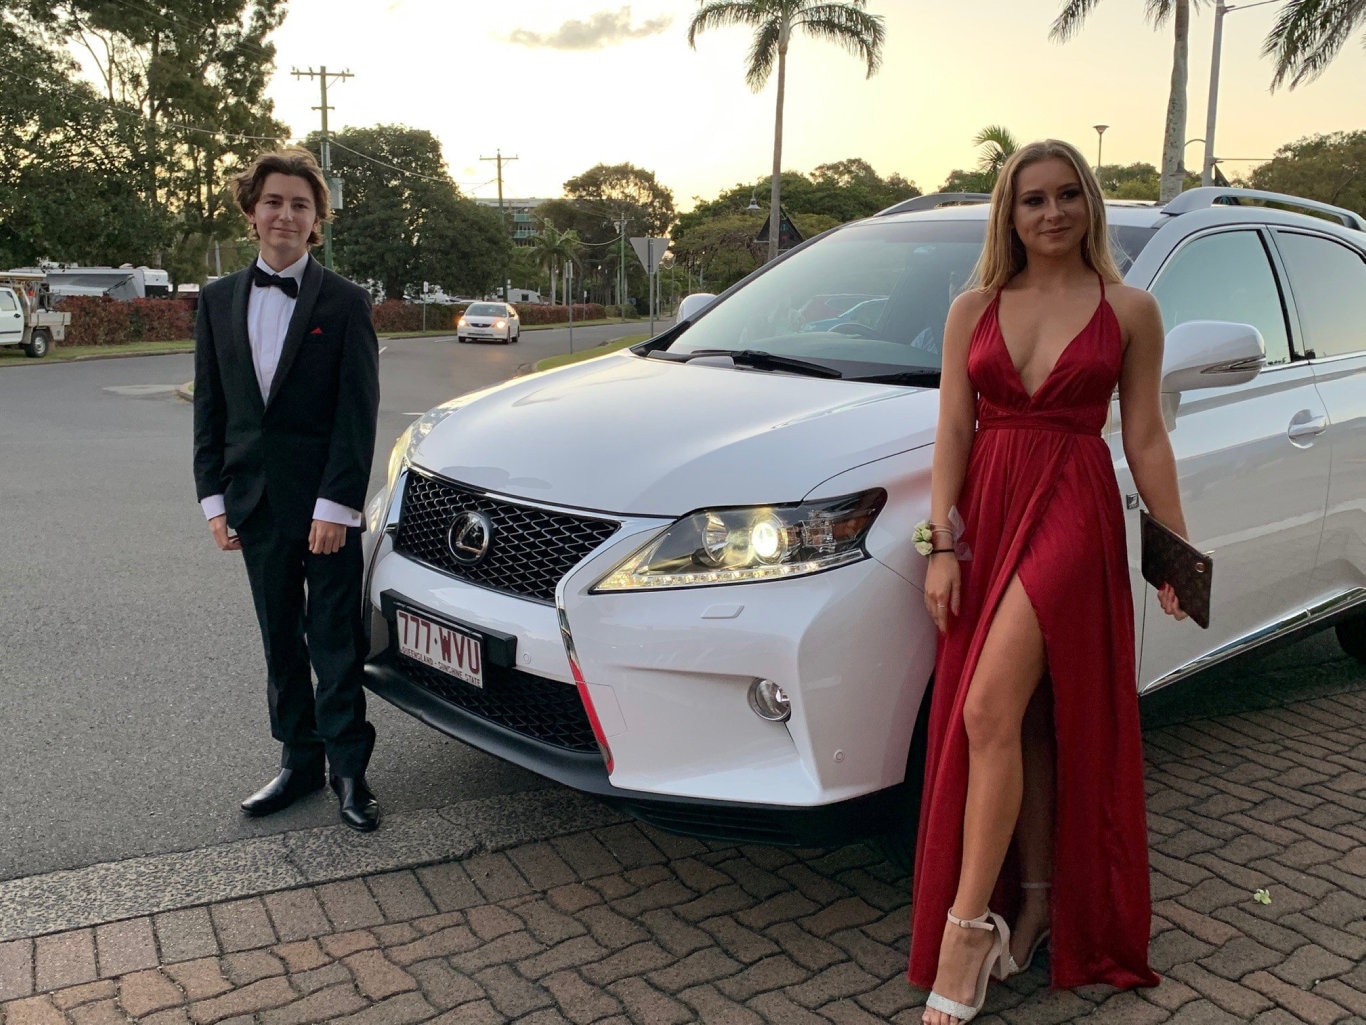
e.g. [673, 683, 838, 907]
[747, 679, 791, 722]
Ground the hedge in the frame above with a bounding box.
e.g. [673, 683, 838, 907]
[54, 295, 621, 346]
[56, 297, 195, 346]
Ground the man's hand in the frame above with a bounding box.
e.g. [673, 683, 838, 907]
[309, 519, 348, 555]
[208, 514, 241, 552]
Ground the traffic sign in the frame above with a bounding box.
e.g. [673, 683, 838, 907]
[630, 237, 669, 272]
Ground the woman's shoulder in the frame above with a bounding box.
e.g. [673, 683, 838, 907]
[948, 287, 995, 321]
[1104, 281, 1160, 321]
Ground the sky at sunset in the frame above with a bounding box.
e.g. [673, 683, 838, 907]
[265, 0, 1365, 211]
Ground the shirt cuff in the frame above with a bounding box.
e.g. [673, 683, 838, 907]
[201, 495, 227, 520]
[314, 498, 363, 527]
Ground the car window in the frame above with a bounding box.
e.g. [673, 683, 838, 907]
[0, 291, 16, 311]
[467, 303, 506, 316]
[669, 219, 987, 379]
[1150, 230, 1293, 367]
[1273, 230, 1366, 359]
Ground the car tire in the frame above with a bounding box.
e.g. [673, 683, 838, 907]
[511, 329, 519, 343]
[875, 677, 932, 872]
[1336, 616, 1366, 663]
[25, 328, 51, 358]
[457, 336, 467, 344]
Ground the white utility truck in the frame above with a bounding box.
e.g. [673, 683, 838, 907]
[0, 272, 72, 357]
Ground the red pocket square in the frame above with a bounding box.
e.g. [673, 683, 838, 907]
[308, 327, 323, 336]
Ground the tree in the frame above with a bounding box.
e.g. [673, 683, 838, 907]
[528, 225, 582, 305]
[973, 125, 1019, 187]
[1248, 131, 1366, 214]
[1052, 1, 1199, 203]
[542, 163, 676, 307]
[1264, 0, 1366, 88]
[315, 125, 510, 300]
[687, 0, 886, 262]
[0, 15, 166, 267]
[937, 168, 996, 194]
[1094, 161, 1199, 198]
[31, 0, 289, 281]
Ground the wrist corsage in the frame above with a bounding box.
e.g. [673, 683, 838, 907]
[913, 508, 973, 560]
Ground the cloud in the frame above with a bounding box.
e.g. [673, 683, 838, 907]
[506, 7, 673, 51]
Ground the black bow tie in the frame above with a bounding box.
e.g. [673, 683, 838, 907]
[252, 265, 299, 298]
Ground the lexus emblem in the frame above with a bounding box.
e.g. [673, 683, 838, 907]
[447, 511, 493, 566]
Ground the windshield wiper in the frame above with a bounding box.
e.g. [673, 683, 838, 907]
[666, 348, 843, 379]
[851, 369, 942, 385]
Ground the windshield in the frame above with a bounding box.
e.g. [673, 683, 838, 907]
[663, 217, 1155, 383]
[466, 303, 506, 316]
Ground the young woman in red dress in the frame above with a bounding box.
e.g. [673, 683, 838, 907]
[908, 139, 1191, 1025]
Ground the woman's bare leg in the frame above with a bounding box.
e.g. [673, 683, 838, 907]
[924, 577, 1046, 1025]
[1009, 686, 1055, 968]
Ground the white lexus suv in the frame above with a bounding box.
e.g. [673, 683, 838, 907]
[363, 187, 1366, 856]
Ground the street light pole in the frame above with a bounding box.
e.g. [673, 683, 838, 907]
[1202, 4, 1228, 186]
[1202, 0, 1277, 187]
[1093, 124, 1109, 171]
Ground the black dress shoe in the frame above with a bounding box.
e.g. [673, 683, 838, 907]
[331, 775, 380, 832]
[240, 767, 325, 817]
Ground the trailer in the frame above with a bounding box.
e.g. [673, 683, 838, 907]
[0, 272, 72, 358]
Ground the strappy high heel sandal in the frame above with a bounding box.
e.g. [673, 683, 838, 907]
[997, 881, 1052, 979]
[925, 908, 1010, 1024]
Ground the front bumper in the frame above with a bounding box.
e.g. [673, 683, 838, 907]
[362, 489, 936, 843]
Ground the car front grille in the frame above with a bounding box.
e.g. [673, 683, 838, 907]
[390, 655, 599, 753]
[394, 471, 619, 603]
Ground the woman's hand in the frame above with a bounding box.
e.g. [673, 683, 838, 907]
[1158, 582, 1188, 621]
[924, 554, 961, 634]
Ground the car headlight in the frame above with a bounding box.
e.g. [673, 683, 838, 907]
[495, 319, 507, 329]
[458, 316, 467, 327]
[367, 399, 471, 534]
[592, 490, 886, 591]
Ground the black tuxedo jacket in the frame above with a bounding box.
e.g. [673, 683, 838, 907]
[193, 255, 380, 538]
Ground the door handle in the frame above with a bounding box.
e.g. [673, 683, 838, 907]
[1286, 411, 1328, 442]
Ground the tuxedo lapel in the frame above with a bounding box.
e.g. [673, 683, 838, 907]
[266, 255, 324, 409]
[231, 270, 266, 417]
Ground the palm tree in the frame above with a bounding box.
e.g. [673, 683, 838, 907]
[1264, 0, 1366, 88]
[688, 0, 885, 262]
[974, 125, 1019, 187]
[1052, 1, 1198, 203]
[529, 225, 580, 305]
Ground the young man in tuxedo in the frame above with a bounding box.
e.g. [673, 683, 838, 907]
[193, 148, 382, 831]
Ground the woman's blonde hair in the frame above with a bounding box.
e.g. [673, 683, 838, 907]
[971, 138, 1122, 291]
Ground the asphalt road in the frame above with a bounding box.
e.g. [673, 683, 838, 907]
[0, 321, 653, 882]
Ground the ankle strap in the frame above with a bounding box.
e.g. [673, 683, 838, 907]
[1020, 881, 1052, 890]
[947, 908, 994, 930]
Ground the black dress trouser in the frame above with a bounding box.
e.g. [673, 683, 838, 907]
[237, 498, 375, 778]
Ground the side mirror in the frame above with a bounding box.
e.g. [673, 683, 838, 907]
[1161, 320, 1266, 394]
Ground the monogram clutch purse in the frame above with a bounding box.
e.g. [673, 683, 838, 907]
[1140, 511, 1212, 630]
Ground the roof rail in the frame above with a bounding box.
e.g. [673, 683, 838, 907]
[1161, 187, 1366, 231]
[877, 192, 991, 216]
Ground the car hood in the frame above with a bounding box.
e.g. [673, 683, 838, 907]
[411, 352, 939, 516]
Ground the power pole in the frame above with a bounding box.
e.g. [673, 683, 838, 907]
[291, 66, 353, 269]
[480, 149, 518, 300]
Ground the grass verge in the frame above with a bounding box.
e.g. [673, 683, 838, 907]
[0, 339, 193, 364]
[535, 335, 649, 373]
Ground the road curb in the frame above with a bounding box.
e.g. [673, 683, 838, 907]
[0, 790, 626, 942]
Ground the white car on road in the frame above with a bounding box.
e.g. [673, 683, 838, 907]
[363, 188, 1366, 856]
[457, 301, 520, 344]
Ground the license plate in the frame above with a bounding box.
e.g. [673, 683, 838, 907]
[395, 607, 484, 689]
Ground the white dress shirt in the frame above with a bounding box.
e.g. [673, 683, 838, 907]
[201, 253, 362, 528]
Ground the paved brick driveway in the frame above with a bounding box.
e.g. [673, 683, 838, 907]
[1, 657, 1362, 1024]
